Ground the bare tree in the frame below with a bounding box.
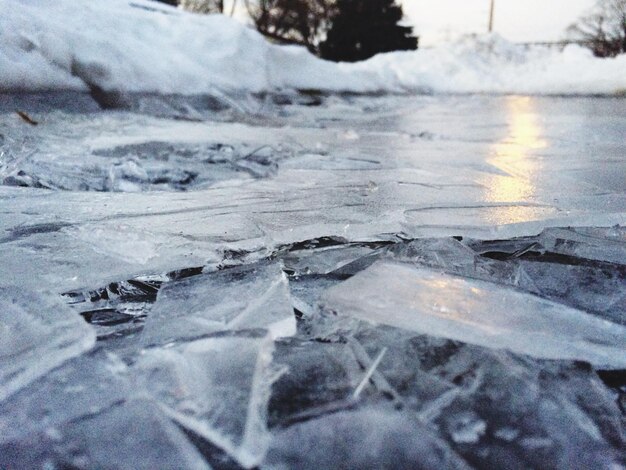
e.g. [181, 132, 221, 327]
[567, 0, 626, 57]
[179, 0, 224, 14]
[244, 0, 336, 53]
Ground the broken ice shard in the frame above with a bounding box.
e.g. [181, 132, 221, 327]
[1, 399, 212, 470]
[0, 352, 210, 470]
[539, 226, 626, 265]
[55, 398, 212, 470]
[424, 347, 626, 468]
[515, 259, 626, 325]
[264, 406, 471, 470]
[280, 243, 377, 276]
[141, 262, 295, 347]
[268, 338, 363, 427]
[0, 352, 132, 444]
[0, 288, 96, 402]
[321, 261, 626, 369]
[134, 334, 282, 468]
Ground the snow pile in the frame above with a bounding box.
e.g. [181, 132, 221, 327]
[354, 34, 626, 95]
[0, 0, 250, 92]
[0, 0, 369, 94]
[1, 0, 626, 96]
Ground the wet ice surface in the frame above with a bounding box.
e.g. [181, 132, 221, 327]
[0, 92, 625, 469]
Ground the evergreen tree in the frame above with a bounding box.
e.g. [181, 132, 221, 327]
[319, 0, 418, 62]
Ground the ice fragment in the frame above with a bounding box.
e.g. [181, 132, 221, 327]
[0, 288, 96, 402]
[134, 334, 282, 468]
[141, 262, 295, 347]
[321, 261, 626, 368]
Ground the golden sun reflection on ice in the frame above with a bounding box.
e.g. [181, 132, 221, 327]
[482, 96, 552, 225]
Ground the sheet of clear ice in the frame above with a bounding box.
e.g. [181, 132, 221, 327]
[346, 327, 625, 469]
[0, 288, 96, 402]
[264, 406, 473, 470]
[2, 95, 625, 294]
[134, 334, 282, 468]
[321, 261, 626, 369]
[0, 352, 211, 470]
[141, 262, 295, 347]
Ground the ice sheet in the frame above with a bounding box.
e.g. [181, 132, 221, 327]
[325, 324, 626, 468]
[1, 139, 287, 192]
[539, 226, 626, 265]
[0, 350, 210, 469]
[134, 334, 282, 468]
[424, 346, 625, 468]
[141, 262, 295, 346]
[0, 352, 130, 443]
[264, 407, 472, 470]
[0, 93, 625, 469]
[1, 399, 212, 470]
[321, 261, 626, 368]
[2, 96, 625, 295]
[268, 338, 363, 427]
[0, 288, 96, 402]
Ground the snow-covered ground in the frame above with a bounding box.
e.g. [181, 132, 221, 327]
[2, 0, 626, 96]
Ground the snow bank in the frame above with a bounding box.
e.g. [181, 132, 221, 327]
[352, 35, 626, 95]
[1, 0, 625, 96]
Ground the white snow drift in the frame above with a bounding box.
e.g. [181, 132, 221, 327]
[1, 0, 626, 95]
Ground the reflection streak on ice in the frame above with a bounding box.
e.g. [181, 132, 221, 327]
[484, 96, 547, 225]
[416, 277, 498, 332]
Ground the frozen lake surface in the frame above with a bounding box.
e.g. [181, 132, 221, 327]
[1, 92, 625, 469]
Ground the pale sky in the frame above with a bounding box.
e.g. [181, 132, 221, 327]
[402, 0, 597, 45]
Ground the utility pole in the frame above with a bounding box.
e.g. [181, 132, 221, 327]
[488, 0, 495, 33]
